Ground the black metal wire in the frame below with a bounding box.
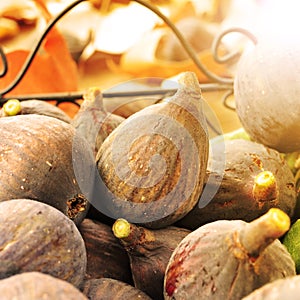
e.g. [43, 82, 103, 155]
[0, 0, 258, 136]
[0, 0, 88, 98]
[0, 48, 8, 78]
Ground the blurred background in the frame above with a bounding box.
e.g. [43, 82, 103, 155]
[0, 0, 293, 133]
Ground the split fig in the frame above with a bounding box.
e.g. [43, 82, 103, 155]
[96, 71, 209, 228]
[164, 208, 296, 300]
[112, 218, 190, 300]
[0, 199, 87, 287]
[0, 114, 93, 224]
[0, 272, 88, 300]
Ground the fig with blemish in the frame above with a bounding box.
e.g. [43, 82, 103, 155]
[164, 208, 296, 300]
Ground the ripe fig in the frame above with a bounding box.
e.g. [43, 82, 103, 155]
[178, 139, 297, 229]
[96, 71, 209, 228]
[0, 98, 72, 123]
[0, 114, 93, 224]
[79, 218, 133, 284]
[0, 272, 88, 300]
[234, 33, 300, 153]
[164, 208, 296, 300]
[242, 275, 300, 300]
[82, 278, 152, 300]
[72, 87, 125, 156]
[0, 199, 87, 287]
[112, 218, 190, 300]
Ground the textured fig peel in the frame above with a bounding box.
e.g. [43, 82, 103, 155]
[239, 208, 290, 259]
[164, 208, 294, 300]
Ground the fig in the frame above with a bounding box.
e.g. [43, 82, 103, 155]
[178, 139, 297, 229]
[0, 199, 87, 287]
[283, 219, 300, 273]
[0, 98, 72, 123]
[242, 275, 300, 300]
[0, 114, 93, 224]
[72, 87, 125, 156]
[112, 218, 190, 300]
[164, 208, 296, 300]
[0, 272, 88, 300]
[79, 218, 133, 284]
[234, 33, 300, 153]
[156, 17, 216, 61]
[96, 71, 209, 228]
[82, 278, 152, 300]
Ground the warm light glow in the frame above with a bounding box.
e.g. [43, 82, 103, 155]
[255, 0, 300, 42]
[94, 2, 160, 54]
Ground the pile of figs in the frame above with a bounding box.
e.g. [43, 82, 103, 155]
[0, 72, 299, 299]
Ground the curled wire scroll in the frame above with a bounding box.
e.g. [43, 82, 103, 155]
[0, 0, 257, 111]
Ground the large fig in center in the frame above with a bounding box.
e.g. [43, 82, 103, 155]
[95, 71, 209, 228]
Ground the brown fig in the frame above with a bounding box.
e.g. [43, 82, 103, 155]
[82, 278, 152, 300]
[164, 208, 296, 300]
[112, 218, 190, 300]
[0, 272, 88, 300]
[79, 218, 133, 284]
[242, 275, 300, 300]
[72, 87, 125, 156]
[0, 114, 93, 224]
[95, 71, 209, 228]
[0, 199, 87, 287]
[0, 98, 72, 123]
[178, 139, 297, 229]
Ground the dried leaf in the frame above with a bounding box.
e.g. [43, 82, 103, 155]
[0, 27, 79, 96]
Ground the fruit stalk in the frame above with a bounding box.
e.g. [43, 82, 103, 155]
[238, 208, 290, 258]
[252, 170, 278, 202]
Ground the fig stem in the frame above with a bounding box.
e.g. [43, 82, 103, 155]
[112, 218, 155, 249]
[112, 218, 131, 239]
[252, 170, 278, 201]
[239, 208, 290, 258]
[3, 99, 22, 116]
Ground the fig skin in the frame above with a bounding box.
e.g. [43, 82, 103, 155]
[0, 272, 88, 300]
[242, 275, 300, 300]
[112, 218, 190, 300]
[178, 139, 297, 230]
[79, 218, 133, 284]
[0, 199, 87, 287]
[164, 208, 295, 300]
[96, 72, 209, 228]
[0, 114, 93, 224]
[82, 278, 152, 300]
[72, 87, 125, 157]
[0, 99, 72, 123]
